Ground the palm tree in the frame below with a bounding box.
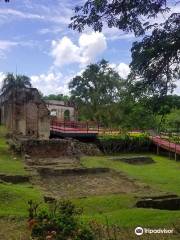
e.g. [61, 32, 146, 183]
[1, 73, 32, 93]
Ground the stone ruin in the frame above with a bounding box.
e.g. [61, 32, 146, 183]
[0, 87, 50, 139]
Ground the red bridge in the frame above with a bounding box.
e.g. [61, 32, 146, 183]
[152, 136, 180, 155]
[50, 120, 99, 139]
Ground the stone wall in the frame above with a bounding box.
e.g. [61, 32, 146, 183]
[0, 88, 50, 139]
[45, 100, 76, 121]
[17, 138, 102, 158]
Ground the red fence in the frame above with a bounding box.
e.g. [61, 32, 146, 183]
[152, 136, 180, 155]
[50, 120, 100, 133]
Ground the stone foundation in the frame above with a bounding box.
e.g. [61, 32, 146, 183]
[9, 137, 102, 158]
[136, 195, 180, 210]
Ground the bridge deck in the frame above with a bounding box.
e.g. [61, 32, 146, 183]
[50, 120, 99, 138]
[152, 136, 180, 155]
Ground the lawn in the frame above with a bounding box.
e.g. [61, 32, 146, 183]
[1, 123, 180, 232]
[0, 126, 26, 175]
[0, 182, 42, 217]
[0, 125, 42, 218]
[78, 154, 180, 227]
[81, 154, 180, 195]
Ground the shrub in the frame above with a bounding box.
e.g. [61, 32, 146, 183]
[97, 133, 152, 153]
[28, 200, 95, 240]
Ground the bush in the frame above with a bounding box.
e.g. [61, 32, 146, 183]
[97, 133, 152, 153]
[28, 200, 95, 240]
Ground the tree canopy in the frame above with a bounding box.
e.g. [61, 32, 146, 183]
[130, 13, 180, 96]
[1, 73, 32, 94]
[43, 94, 70, 102]
[70, 1, 180, 96]
[69, 0, 168, 36]
[69, 59, 124, 123]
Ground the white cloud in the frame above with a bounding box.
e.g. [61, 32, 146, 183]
[116, 63, 130, 78]
[0, 40, 18, 58]
[79, 32, 107, 64]
[174, 80, 180, 95]
[31, 71, 70, 95]
[39, 27, 63, 35]
[110, 63, 130, 79]
[102, 26, 136, 41]
[51, 32, 107, 67]
[0, 39, 38, 58]
[51, 37, 81, 66]
[0, 40, 17, 50]
[0, 8, 44, 21]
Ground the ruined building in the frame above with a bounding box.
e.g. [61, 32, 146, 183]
[0, 88, 50, 139]
[45, 100, 77, 121]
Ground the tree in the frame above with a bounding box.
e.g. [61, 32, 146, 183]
[164, 109, 180, 132]
[70, 1, 180, 96]
[69, 59, 124, 123]
[130, 13, 180, 96]
[69, 0, 168, 36]
[1, 73, 32, 93]
[120, 102, 157, 130]
[43, 94, 70, 102]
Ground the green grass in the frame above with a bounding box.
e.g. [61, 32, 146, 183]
[77, 154, 180, 227]
[1, 124, 180, 228]
[81, 154, 180, 195]
[0, 126, 42, 218]
[0, 126, 26, 175]
[82, 208, 180, 227]
[74, 194, 136, 216]
[0, 183, 42, 217]
[73, 194, 180, 227]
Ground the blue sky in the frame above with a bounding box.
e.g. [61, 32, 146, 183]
[0, 0, 179, 95]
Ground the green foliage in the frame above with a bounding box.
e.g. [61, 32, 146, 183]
[164, 109, 180, 132]
[69, 59, 124, 123]
[98, 134, 151, 153]
[0, 126, 42, 217]
[1, 73, 32, 93]
[43, 94, 70, 102]
[130, 13, 180, 96]
[119, 101, 157, 130]
[81, 154, 180, 195]
[0, 126, 26, 175]
[70, 1, 179, 98]
[29, 200, 95, 240]
[69, 0, 168, 36]
[0, 183, 42, 217]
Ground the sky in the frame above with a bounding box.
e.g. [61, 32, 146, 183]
[0, 0, 179, 95]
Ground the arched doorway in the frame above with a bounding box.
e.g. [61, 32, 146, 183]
[64, 109, 70, 121]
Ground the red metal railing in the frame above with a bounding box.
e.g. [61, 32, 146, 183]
[151, 136, 180, 155]
[50, 120, 100, 133]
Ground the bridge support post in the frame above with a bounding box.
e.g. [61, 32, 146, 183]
[157, 145, 159, 155]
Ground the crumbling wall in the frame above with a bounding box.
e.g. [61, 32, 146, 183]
[17, 138, 101, 158]
[0, 88, 50, 139]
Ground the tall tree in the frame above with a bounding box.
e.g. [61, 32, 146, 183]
[69, 0, 168, 36]
[69, 59, 124, 122]
[70, 1, 180, 96]
[130, 13, 180, 96]
[1, 73, 32, 93]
